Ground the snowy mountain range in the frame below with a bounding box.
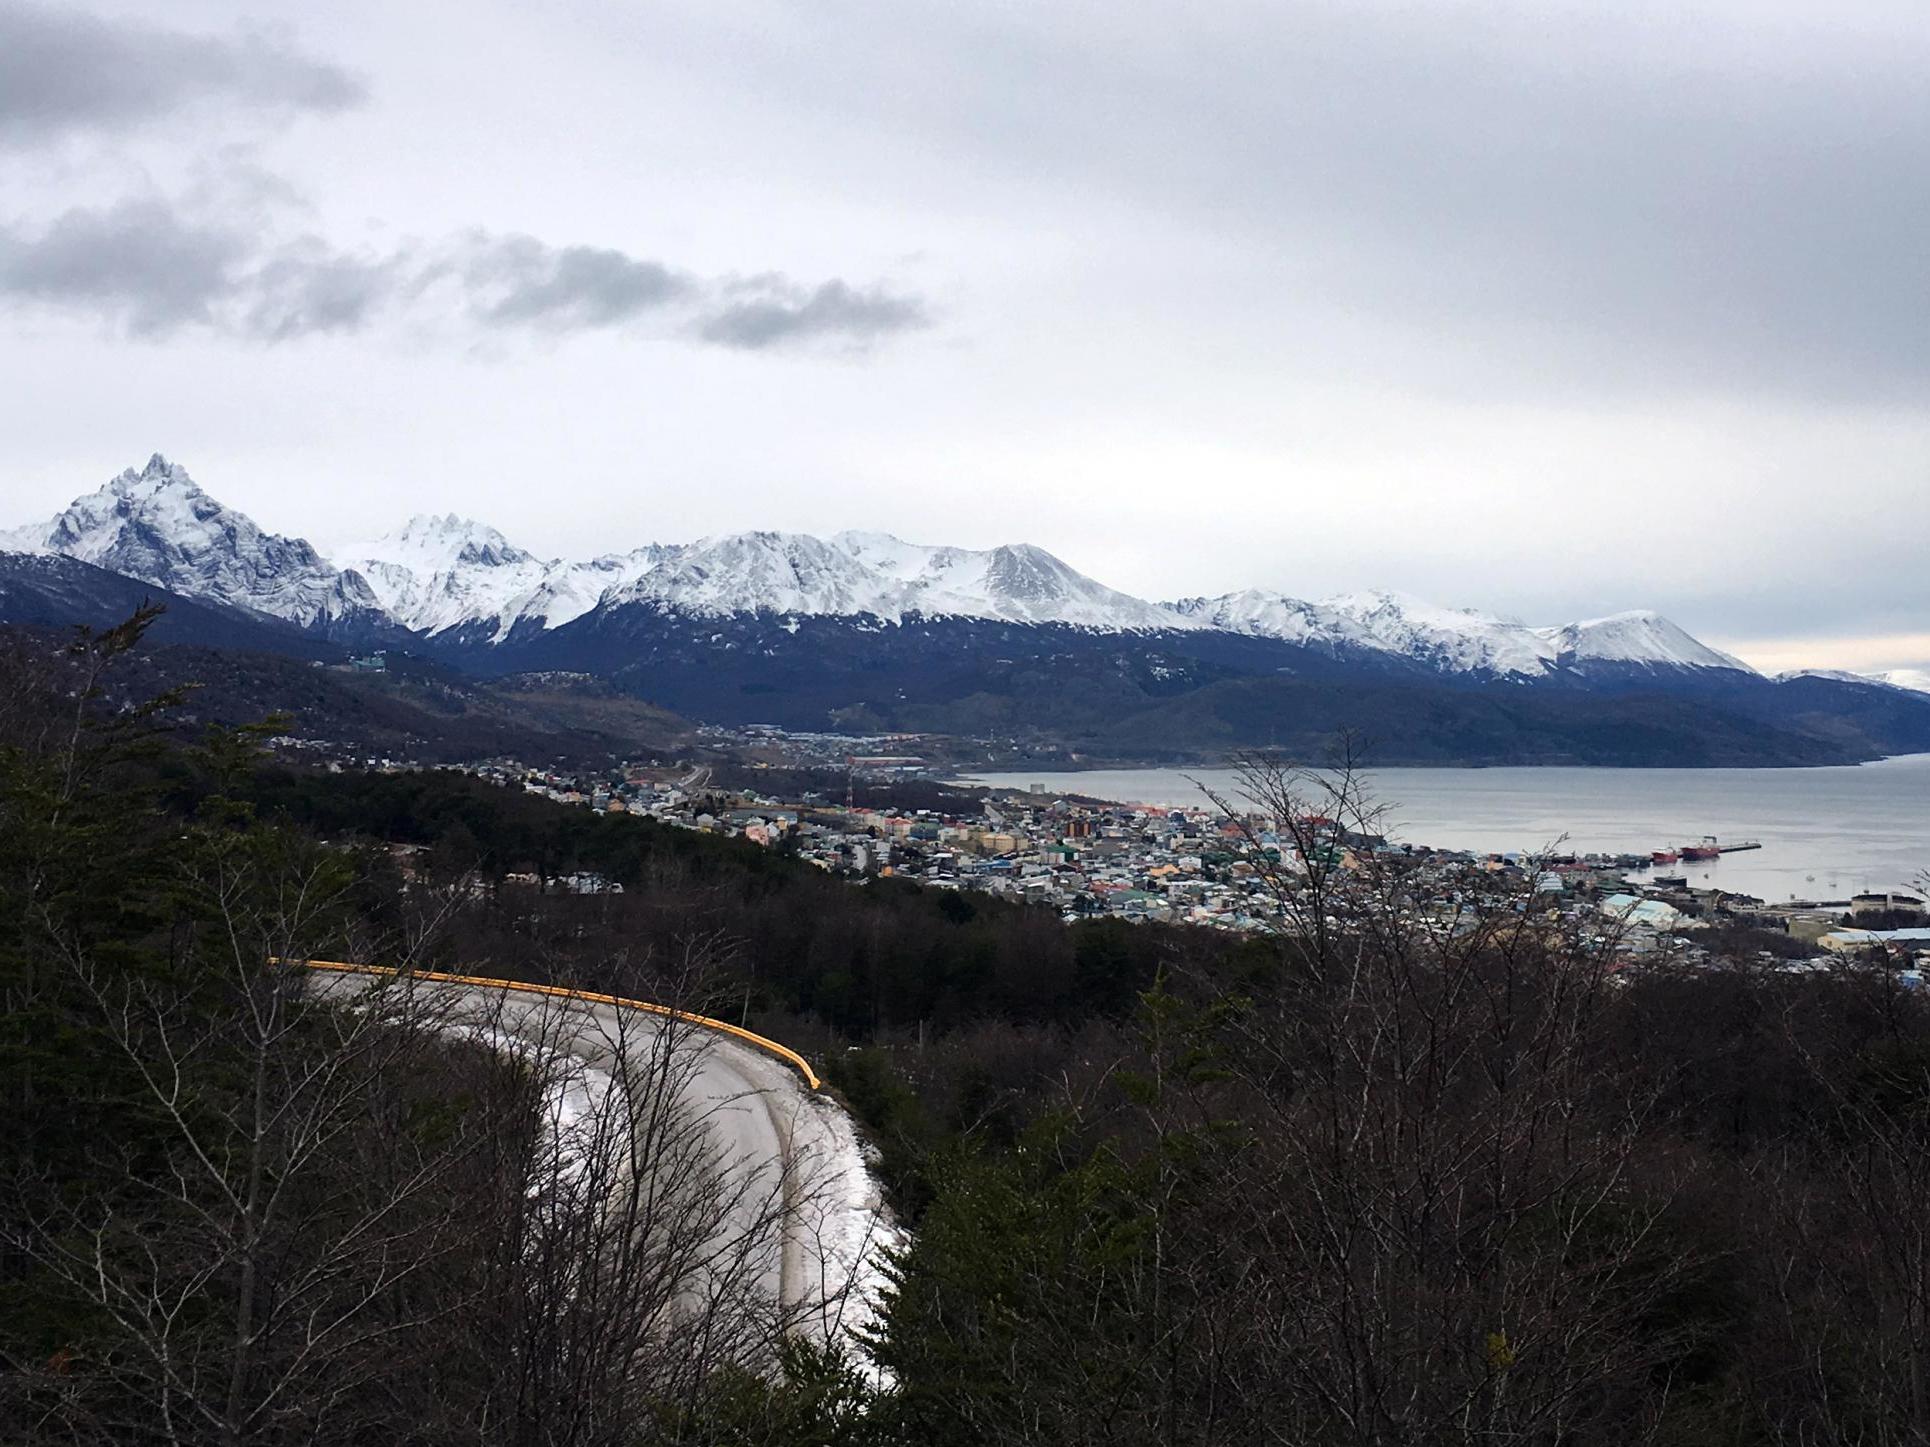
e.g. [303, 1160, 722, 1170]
[0, 455, 1766, 679]
[7, 455, 1928, 766]
[339, 513, 674, 642]
[1166, 588, 1750, 678]
[1780, 667, 1930, 696]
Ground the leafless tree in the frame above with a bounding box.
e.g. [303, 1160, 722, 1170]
[4, 827, 856, 1445]
[421, 972, 837, 1445]
[1179, 749, 1707, 1444]
[2, 840, 498, 1446]
[1741, 962, 1930, 1445]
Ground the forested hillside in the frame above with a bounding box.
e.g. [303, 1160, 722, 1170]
[5, 614, 1930, 1445]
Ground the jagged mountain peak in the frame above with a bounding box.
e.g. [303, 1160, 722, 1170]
[352, 513, 535, 570]
[336, 515, 622, 641]
[10, 454, 378, 629]
[106, 452, 195, 494]
[54, 455, 217, 558]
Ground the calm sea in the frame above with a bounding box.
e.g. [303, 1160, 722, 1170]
[957, 755, 1930, 904]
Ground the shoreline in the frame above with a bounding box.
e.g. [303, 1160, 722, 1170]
[947, 758, 1930, 901]
[959, 751, 1930, 782]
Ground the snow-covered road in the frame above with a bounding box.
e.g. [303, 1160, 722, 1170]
[304, 965, 898, 1349]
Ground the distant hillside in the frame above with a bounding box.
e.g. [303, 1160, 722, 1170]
[1, 628, 693, 767]
[0, 551, 338, 658]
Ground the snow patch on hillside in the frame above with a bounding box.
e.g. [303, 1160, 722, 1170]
[1782, 666, 1930, 695]
[1879, 669, 1930, 694]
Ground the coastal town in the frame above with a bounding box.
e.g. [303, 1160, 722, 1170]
[286, 727, 1930, 980]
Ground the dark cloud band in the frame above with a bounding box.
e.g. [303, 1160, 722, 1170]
[699, 277, 932, 350]
[0, 3, 364, 140]
[0, 197, 930, 353]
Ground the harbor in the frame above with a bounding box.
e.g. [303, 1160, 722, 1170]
[959, 755, 1930, 906]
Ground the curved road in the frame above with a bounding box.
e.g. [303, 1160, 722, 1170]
[305, 965, 893, 1345]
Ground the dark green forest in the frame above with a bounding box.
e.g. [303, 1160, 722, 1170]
[6, 615, 1930, 1445]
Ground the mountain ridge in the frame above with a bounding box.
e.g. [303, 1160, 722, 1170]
[5, 455, 1926, 768]
[3, 455, 1767, 679]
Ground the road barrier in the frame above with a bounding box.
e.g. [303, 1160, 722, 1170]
[296, 959, 821, 1090]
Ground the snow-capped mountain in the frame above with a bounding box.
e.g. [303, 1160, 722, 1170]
[3, 455, 1758, 676]
[335, 513, 671, 641]
[608, 531, 902, 620]
[5, 455, 380, 628]
[1781, 667, 1930, 695]
[495, 548, 678, 637]
[829, 531, 1199, 630]
[1166, 587, 1753, 677]
[579, 529, 1197, 630]
[1543, 611, 1752, 673]
[330, 520, 1183, 638]
[344, 514, 546, 635]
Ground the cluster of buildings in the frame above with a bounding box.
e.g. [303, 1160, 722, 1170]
[287, 726, 1926, 982]
[444, 758, 1885, 967]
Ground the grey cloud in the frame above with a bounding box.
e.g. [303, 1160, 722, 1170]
[459, 235, 692, 329]
[0, 196, 930, 353]
[0, 198, 249, 334]
[698, 276, 931, 350]
[0, 3, 363, 141]
[245, 239, 408, 341]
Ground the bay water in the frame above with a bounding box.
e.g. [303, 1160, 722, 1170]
[958, 755, 1930, 904]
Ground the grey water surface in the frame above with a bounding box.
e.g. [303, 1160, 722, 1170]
[960, 755, 1930, 903]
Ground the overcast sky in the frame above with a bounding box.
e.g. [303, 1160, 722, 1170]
[1, 0, 1925, 672]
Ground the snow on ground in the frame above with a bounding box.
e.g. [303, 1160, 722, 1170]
[690, 1020, 905, 1355]
[831, 530, 1202, 631]
[797, 1085, 907, 1357]
[305, 968, 899, 1360]
[442, 1015, 618, 1199]
[604, 528, 1189, 631]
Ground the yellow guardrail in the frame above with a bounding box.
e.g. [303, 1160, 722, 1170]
[295, 958, 821, 1090]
